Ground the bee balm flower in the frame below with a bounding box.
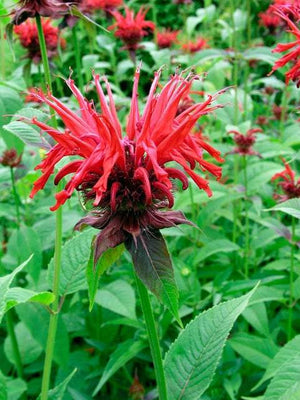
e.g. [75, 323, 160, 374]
[11, 0, 69, 25]
[272, 159, 300, 202]
[28, 68, 224, 262]
[228, 128, 262, 157]
[156, 29, 179, 49]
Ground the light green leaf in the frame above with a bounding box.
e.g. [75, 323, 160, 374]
[266, 199, 300, 219]
[93, 339, 147, 395]
[164, 285, 258, 400]
[37, 369, 77, 400]
[87, 243, 124, 311]
[0, 256, 32, 324]
[194, 239, 240, 264]
[48, 229, 95, 296]
[6, 379, 26, 400]
[242, 303, 269, 337]
[5, 288, 55, 312]
[254, 335, 300, 391]
[243, 47, 278, 65]
[3, 121, 49, 149]
[95, 279, 136, 320]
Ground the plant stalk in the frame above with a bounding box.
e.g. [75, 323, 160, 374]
[135, 276, 168, 400]
[288, 216, 296, 340]
[72, 26, 84, 92]
[243, 156, 249, 278]
[6, 311, 23, 379]
[36, 14, 63, 400]
[10, 167, 21, 227]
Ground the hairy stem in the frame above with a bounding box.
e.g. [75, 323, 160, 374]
[135, 276, 168, 400]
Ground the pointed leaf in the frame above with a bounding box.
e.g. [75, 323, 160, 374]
[126, 230, 180, 323]
[87, 243, 125, 311]
[93, 339, 147, 395]
[69, 5, 108, 32]
[266, 198, 300, 219]
[0, 256, 32, 324]
[5, 288, 55, 312]
[37, 369, 77, 400]
[5, 23, 15, 61]
[3, 121, 50, 149]
[164, 285, 258, 400]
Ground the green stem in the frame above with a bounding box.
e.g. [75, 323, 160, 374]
[36, 14, 57, 129]
[40, 201, 63, 400]
[279, 84, 289, 139]
[243, 0, 251, 121]
[288, 216, 296, 340]
[243, 156, 249, 278]
[0, 24, 5, 79]
[6, 311, 23, 379]
[36, 14, 62, 400]
[72, 26, 84, 92]
[135, 277, 168, 400]
[10, 167, 21, 227]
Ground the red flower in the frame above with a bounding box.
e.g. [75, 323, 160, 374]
[156, 28, 179, 49]
[81, 0, 123, 12]
[108, 7, 155, 50]
[228, 128, 262, 157]
[28, 68, 224, 261]
[12, 0, 69, 25]
[173, 0, 192, 4]
[181, 37, 209, 53]
[268, 8, 300, 86]
[0, 149, 22, 168]
[14, 19, 65, 63]
[272, 158, 300, 201]
[259, 7, 283, 32]
[25, 87, 43, 103]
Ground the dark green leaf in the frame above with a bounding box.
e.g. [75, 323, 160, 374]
[37, 369, 77, 400]
[126, 229, 180, 324]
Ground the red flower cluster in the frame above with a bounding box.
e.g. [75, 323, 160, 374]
[269, 6, 300, 86]
[12, 0, 69, 25]
[14, 19, 65, 63]
[272, 159, 300, 202]
[228, 128, 262, 157]
[259, 8, 282, 32]
[0, 149, 22, 168]
[28, 69, 224, 261]
[109, 7, 155, 50]
[81, 0, 123, 12]
[156, 29, 179, 49]
[181, 37, 208, 53]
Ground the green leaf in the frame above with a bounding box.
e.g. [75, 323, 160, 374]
[4, 23, 15, 62]
[126, 229, 180, 324]
[0, 256, 32, 324]
[254, 335, 300, 391]
[194, 239, 240, 264]
[6, 379, 26, 400]
[4, 322, 43, 365]
[5, 288, 55, 312]
[266, 198, 300, 219]
[69, 5, 108, 32]
[164, 285, 258, 400]
[93, 339, 147, 395]
[242, 303, 269, 337]
[263, 352, 300, 400]
[243, 47, 278, 65]
[3, 120, 49, 149]
[95, 279, 136, 319]
[37, 369, 77, 400]
[87, 243, 124, 311]
[229, 333, 278, 369]
[48, 229, 95, 296]
[0, 371, 7, 400]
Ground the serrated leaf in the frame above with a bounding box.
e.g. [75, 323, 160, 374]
[164, 285, 258, 400]
[254, 335, 300, 391]
[37, 369, 77, 400]
[263, 353, 300, 400]
[93, 339, 147, 395]
[48, 229, 95, 296]
[95, 279, 136, 319]
[87, 243, 124, 311]
[126, 229, 180, 324]
[194, 239, 240, 264]
[5, 288, 55, 312]
[0, 256, 32, 324]
[3, 121, 50, 149]
[266, 198, 300, 219]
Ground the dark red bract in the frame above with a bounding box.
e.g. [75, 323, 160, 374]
[228, 128, 262, 157]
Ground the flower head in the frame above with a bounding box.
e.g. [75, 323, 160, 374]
[228, 128, 262, 157]
[259, 7, 283, 32]
[181, 37, 209, 53]
[0, 149, 22, 168]
[272, 158, 300, 201]
[156, 28, 179, 49]
[81, 0, 122, 12]
[28, 68, 224, 262]
[108, 7, 155, 50]
[11, 0, 69, 25]
[268, 6, 300, 86]
[14, 19, 65, 63]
